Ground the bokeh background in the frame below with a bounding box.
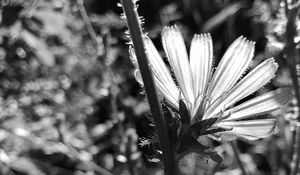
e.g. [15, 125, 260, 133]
[0, 0, 298, 175]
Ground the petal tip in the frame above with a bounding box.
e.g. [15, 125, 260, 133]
[265, 58, 279, 70]
[162, 25, 180, 36]
[193, 33, 212, 41]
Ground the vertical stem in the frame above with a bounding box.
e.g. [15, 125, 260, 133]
[120, 0, 177, 175]
[126, 132, 137, 175]
[77, 0, 101, 53]
[291, 125, 300, 175]
[230, 141, 248, 175]
[284, 1, 300, 175]
[270, 137, 279, 175]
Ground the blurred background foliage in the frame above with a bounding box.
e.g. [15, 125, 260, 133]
[0, 0, 298, 175]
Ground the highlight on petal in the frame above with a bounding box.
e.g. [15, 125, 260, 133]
[143, 36, 177, 91]
[162, 26, 195, 103]
[130, 45, 179, 108]
[144, 36, 179, 106]
[223, 88, 291, 121]
[135, 70, 179, 109]
[204, 58, 278, 119]
[134, 69, 143, 85]
[154, 76, 179, 109]
[190, 34, 213, 99]
[207, 36, 255, 103]
[216, 119, 276, 140]
[129, 47, 143, 85]
[129, 46, 140, 69]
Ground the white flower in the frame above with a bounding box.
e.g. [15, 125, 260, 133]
[130, 26, 291, 140]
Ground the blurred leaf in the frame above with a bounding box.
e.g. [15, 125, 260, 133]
[33, 8, 71, 39]
[20, 30, 55, 66]
[10, 157, 45, 175]
[202, 2, 242, 32]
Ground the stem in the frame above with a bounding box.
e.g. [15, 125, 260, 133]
[77, 0, 101, 53]
[291, 125, 300, 175]
[126, 132, 137, 175]
[120, 0, 177, 174]
[284, 1, 300, 175]
[270, 137, 279, 175]
[230, 141, 248, 175]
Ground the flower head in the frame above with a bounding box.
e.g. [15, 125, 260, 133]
[130, 26, 290, 141]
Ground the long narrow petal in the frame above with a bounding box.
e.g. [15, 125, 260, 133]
[135, 69, 179, 108]
[207, 37, 255, 103]
[204, 58, 278, 119]
[216, 119, 276, 140]
[223, 88, 291, 121]
[129, 46, 140, 69]
[190, 34, 213, 98]
[154, 76, 179, 109]
[162, 26, 195, 103]
[144, 36, 179, 101]
[130, 47, 179, 108]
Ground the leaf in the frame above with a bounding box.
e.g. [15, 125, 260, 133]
[20, 30, 55, 66]
[10, 157, 45, 175]
[33, 8, 71, 39]
[188, 117, 219, 137]
[179, 99, 191, 132]
[202, 2, 242, 32]
[201, 127, 232, 136]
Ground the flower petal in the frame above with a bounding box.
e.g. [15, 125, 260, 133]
[162, 26, 195, 103]
[204, 58, 278, 119]
[190, 34, 213, 98]
[154, 76, 179, 109]
[224, 88, 291, 121]
[207, 37, 255, 103]
[129, 46, 179, 108]
[143, 37, 177, 91]
[216, 119, 276, 140]
[129, 46, 140, 69]
[144, 36, 179, 105]
[134, 69, 143, 85]
[136, 70, 179, 109]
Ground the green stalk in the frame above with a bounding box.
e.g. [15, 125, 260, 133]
[291, 126, 300, 175]
[284, 1, 300, 175]
[120, 0, 177, 174]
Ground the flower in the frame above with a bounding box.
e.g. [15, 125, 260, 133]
[130, 26, 291, 141]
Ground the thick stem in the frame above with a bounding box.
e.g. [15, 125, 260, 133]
[120, 0, 177, 174]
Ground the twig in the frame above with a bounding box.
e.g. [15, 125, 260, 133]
[270, 137, 279, 175]
[120, 0, 178, 174]
[230, 141, 248, 175]
[201, 2, 242, 32]
[284, 1, 300, 175]
[77, 0, 102, 53]
[291, 125, 300, 175]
